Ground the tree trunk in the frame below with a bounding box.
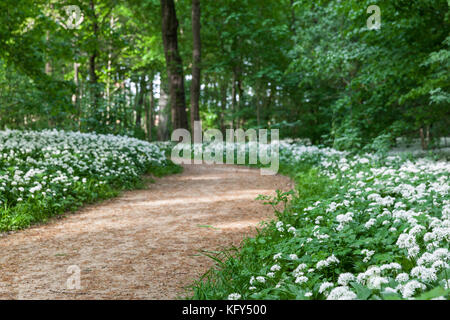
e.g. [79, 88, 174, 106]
[45, 30, 52, 128]
[190, 0, 201, 131]
[45, 4, 54, 76]
[122, 76, 128, 129]
[73, 62, 81, 129]
[45, 5, 54, 76]
[158, 77, 170, 141]
[89, 0, 100, 109]
[146, 78, 155, 141]
[106, 15, 116, 124]
[237, 70, 243, 129]
[263, 83, 273, 126]
[135, 77, 146, 128]
[45, 32, 52, 75]
[420, 127, 428, 150]
[220, 79, 228, 134]
[420, 125, 431, 150]
[231, 68, 237, 129]
[160, 0, 188, 130]
[256, 100, 261, 127]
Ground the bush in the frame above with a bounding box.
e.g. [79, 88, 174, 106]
[0, 129, 180, 231]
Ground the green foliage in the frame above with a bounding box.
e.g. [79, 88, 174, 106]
[1, 0, 448, 147]
[289, 0, 449, 149]
[188, 141, 450, 300]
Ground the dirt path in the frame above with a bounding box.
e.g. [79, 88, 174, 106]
[0, 164, 293, 300]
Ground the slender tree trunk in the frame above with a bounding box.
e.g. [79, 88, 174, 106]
[89, 0, 100, 110]
[79, 74, 84, 129]
[190, 0, 201, 131]
[146, 78, 155, 141]
[420, 128, 425, 150]
[89, 52, 98, 95]
[45, 32, 52, 75]
[45, 3, 54, 76]
[220, 79, 228, 134]
[231, 68, 237, 129]
[160, 0, 188, 130]
[158, 76, 170, 141]
[106, 15, 115, 124]
[73, 62, 81, 129]
[420, 125, 431, 150]
[122, 76, 128, 129]
[237, 70, 243, 129]
[255, 82, 264, 127]
[45, 4, 54, 76]
[256, 101, 261, 127]
[135, 77, 146, 128]
[45, 30, 53, 127]
[262, 83, 273, 126]
[420, 127, 427, 150]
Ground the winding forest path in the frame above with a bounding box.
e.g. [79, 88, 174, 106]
[0, 164, 293, 300]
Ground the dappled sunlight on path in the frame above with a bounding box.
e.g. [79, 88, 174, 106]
[0, 163, 292, 300]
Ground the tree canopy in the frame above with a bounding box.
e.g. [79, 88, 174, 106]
[0, 0, 448, 150]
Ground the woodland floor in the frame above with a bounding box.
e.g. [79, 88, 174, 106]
[0, 163, 292, 299]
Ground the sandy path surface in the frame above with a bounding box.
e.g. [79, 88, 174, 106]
[0, 164, 293, 300]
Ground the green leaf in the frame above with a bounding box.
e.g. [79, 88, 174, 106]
[417, 287, 449, 300]
[350, 282, 372, 300]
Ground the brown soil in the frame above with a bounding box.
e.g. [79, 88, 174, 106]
[0, 164, 293, 300]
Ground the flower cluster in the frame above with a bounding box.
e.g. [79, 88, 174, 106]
[0, 129, 171, 230]
[194, 141, 449, 300]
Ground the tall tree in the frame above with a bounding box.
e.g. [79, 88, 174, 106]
[160, 0, 188, 130]
[88, 0, 100, 109]
[190, 0, 202, 131]
[135, 75, 146, 128]
[146, 77, 155, 141]
[219, 78, 228, 134]
[158, 76, 170, 140]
